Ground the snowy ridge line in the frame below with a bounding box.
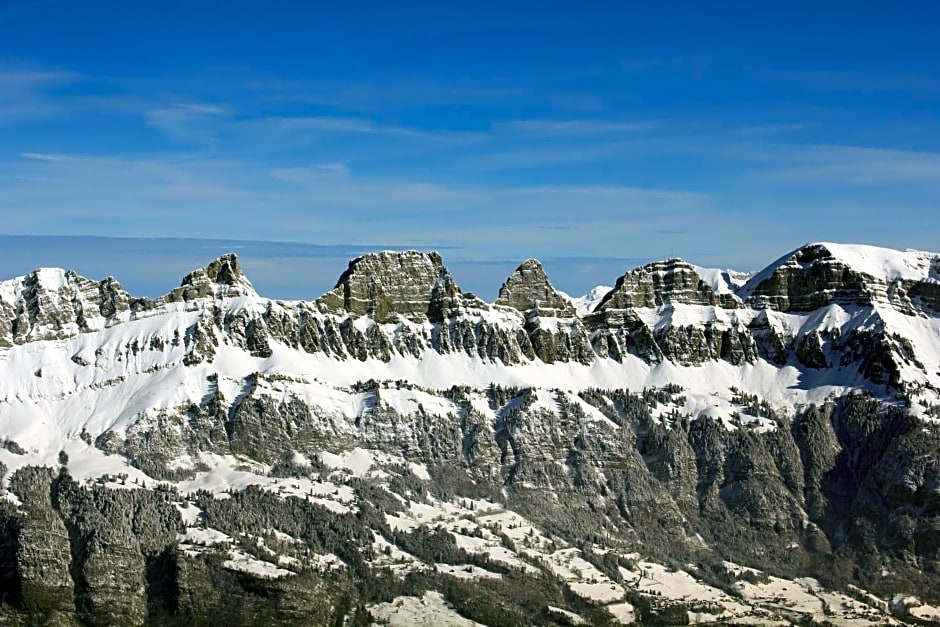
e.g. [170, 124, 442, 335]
[0, 241, 938, 430]
[1, 241, 937, 315]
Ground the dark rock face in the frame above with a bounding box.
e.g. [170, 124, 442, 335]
[580, 259, 760, 366]
[743, 243, 940, 316]
[496, 260, 594, 364]
[496, 259, 575, 315]
[316, 251, 469, 323]
[0, 469, 349, 626]
[796, 331, 830, 369]
[597, 259, 740, 310]
[97, 277, 131, 320]
[908, 278, 940, 314]
[166, 555, 342, 627]
[793, 397, 940, 595]
[165, 253, 256, 302]
[5, 468, 74, 617]
[0, 300, 13, 349]
[745, 244, 872, 311]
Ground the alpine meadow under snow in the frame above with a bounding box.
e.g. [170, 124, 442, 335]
[1, 241, 940, 625]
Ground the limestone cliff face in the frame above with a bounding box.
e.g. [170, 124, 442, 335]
[584, 260, 757, 366]
[164, 253, 256, 302]
[0, 269, 133, 346]
[496, 259, 575, 315]
[0, 300, 13, 349]
[0, 467, 346, 626]
[743, 244, 872, 311]
[742, 243, 940, 315]
[496, 259, 594, 364]
[315, 251, 469, 323]
[597, 258, 741, 310]
[2, 386, 938, 624]
[6, 468, 74, 618]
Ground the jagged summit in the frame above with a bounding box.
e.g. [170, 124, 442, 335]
[596, 257, 741, 310]
[496, 258, 575, 316]
[203, 253, 250, 286]
[165, 253, 256, 301]
[0, 267, 119, 303]
[740, 242, 940, 313]
[315, 250, 473, 323]
[0, 267, 133, 346]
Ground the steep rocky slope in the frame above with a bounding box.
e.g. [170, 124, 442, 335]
[0, 242, 939, 625]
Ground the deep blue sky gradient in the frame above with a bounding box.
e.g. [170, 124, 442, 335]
[1, 1, 938, 298]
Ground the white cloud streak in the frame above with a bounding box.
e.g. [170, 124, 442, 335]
[778, 145, 940, 185]
[496, 119, 657, 136]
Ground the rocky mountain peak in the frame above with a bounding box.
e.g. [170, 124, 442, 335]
[739, 242, 940, 313]
[0, 267, 134, 345]
[496, 258, 575, 316]
[168, 253, 256, 301]
[597, 257, 739, 310]
[204, 253, 247, 286]
[315, 250, 469, 323]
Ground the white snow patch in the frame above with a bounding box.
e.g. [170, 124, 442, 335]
[540, 548, 625, 603]
[369, 591, 485, 627]
[178, 527, 231, 547]
[408, 461, 431, 481]
[223, 547, 293, 579]
[606, 602, 636, 624]
[320, 447, 374, 476]
[692, 265, 753, 295]
[565, 285, 614, 316]
[548, 605, 587, 624]
[435, 563, 502, 580]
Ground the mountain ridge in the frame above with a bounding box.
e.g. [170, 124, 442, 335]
[1, 242, 940, 625]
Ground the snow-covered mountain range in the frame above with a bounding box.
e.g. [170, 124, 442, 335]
[1, 242, 939, 626]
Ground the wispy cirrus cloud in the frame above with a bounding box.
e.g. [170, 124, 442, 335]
[236, 71, 614, 116]
[755, 69, 940, 96]
[459, 140, 646, 169]
[0, 68, 80, 86]
[496, 119, 657, 136]
[20, 151, 76, 162]
[779, 145, 940, 185]
[2, 148, 704, 241]
[143, 108, 488, 158]
[0, 66, 83, 122]
[727, 143, 940, 187]
[144, 103, 228, 144]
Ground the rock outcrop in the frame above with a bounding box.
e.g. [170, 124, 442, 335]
[164, 253, 257, 302]
[743, 243, 940, 315]
[496, 259, 594, 364]
[315, 251, 473, 323]
[597, 258, 740, 310]
[496, 259, 575, 315]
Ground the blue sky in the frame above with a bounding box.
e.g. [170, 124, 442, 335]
[1, 1, 938, 299]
